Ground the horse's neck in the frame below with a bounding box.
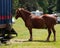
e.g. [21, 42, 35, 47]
[21, 13, 30, 22]
[21, 15, 31, 26]
[21, 10, 31, 22]
[21, 15, 26, 22]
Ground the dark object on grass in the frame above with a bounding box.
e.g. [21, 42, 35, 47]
[0, 24, 17, 44]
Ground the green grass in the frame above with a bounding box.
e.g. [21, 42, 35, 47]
[0, 18, 60, 48]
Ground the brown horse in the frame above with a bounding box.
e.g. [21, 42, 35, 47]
[15, 8, 57, 41]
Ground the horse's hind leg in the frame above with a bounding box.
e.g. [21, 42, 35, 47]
[46, 28, 51, 41]
[52, 26, 56, 41]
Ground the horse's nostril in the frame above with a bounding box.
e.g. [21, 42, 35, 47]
[15, 16, 17, 19]
[15, 17, 17, 19]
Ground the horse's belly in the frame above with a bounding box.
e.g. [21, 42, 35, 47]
[31, 18, 47, 29]
[32, 22, 46, 29]
[33, 25, 47, 29]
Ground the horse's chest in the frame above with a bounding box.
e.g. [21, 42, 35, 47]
[25, 19, 32, 27]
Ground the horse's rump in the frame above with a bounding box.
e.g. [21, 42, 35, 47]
[42, 15, 57, 26]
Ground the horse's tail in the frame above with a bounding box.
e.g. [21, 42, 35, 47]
[53, 14, 58, 17]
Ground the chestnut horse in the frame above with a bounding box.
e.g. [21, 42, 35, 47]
[15, 8, 57, 41]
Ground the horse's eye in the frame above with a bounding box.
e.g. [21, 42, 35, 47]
[18, 11, 20, 14]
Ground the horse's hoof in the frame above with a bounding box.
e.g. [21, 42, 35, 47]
[28, 39, 32, 41]
[46, 40, 50, 42]
[53, 40, 56, 42]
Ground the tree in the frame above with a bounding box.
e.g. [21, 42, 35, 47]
[37, 0, 48, 13]
[56, 0, 60, 12]
[12, 0, 57, 14]
[19, 0, 38, 11]
[37, 0, 56, 14]
[12, 0, 19, 15]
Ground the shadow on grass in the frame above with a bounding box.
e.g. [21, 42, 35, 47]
[14, 39, 55, 43]
[0, 39, 55, 45]
[32, 40, 55, 42]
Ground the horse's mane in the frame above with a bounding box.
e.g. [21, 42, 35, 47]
[17, 8, 32, 20]
[19, 8, 31, 16]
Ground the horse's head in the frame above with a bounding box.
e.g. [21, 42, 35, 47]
[15, 8, 23, 19]
[15, 8, 31, 19]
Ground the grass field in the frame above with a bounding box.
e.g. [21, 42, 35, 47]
[0, 18, 60, 48]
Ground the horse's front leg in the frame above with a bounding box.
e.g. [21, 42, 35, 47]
[46, 28, 51, 41]
[28, 27, 32, 41]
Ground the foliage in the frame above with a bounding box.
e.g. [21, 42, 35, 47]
[12, 0, 19, 15]
[37, 0, 48, 13]
[12, 0, 60, 15]
[56, 0, 60, 12]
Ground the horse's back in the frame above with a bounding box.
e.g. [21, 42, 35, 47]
[31, 14, 56, 28]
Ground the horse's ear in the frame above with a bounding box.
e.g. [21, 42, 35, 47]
[16, 9, 19, 14]
[16, 10, 17, 12]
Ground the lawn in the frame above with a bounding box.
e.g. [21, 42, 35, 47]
[0, 18, 60, 48]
